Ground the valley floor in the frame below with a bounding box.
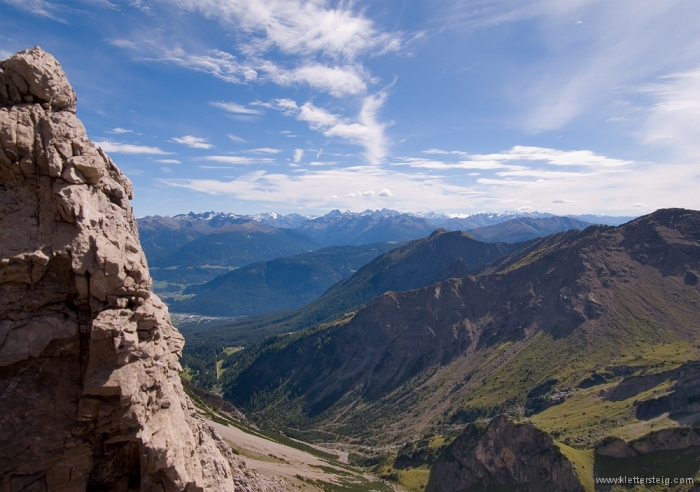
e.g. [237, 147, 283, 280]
[202, 415, 402, 492]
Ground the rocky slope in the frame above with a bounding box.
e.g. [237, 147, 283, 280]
[0, 47, 284, 491]
[223, 209, 700, 443]
[426, 416, 583, 492]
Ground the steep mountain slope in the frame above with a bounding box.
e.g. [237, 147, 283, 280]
[467, 216, 592, 243]
[179, 230, 529, 364]
[295, 209, 438, 246]
[169, 242, 399, 316]
[149, 228, 320, 288]
[221, 209, 700, 445]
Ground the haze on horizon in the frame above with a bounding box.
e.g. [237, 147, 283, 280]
[1, 0, 699, 218]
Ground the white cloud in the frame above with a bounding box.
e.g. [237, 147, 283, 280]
[164, 0, 401, 60]
[293, 149, 304, 163]
[160, 165, 436, 209]
[211, 101, 262, 115]
[396, 146, 631, 171]
[155, 159, 181, 164]
[158, 140, 700, 215]
[95, 141, 171, 155]
[114, 42, 371, 96]
[108, 127, 134, 134]
[262, 62, 369, 97]
[228, 134, 247, 143]
[171, 135, 213, 149]
[248, 148, 282, 154]
[275, 92, 388, 164]
[113, 0, 402, 98]
[202, 155, 273, 164]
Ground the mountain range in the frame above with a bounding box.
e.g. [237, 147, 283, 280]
[178, 229, 532, 366]
[214, 209, 700, 449]
[143, 210, 609, 307]
[139, 209, 633, 255]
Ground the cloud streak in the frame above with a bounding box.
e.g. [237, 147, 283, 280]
[171, 135, 213, 149]
[95, 141, 171, 155]
[398, 146, 631, 170]
[272, 93, 389, 164]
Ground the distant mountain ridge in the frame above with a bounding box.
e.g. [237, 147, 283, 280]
[168, 242, 400, 316]
[139, 209, 634, 298]
[138, 208, 635, 255]
[179, 229, 531, 383]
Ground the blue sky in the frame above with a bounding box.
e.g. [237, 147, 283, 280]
[2, 0, 699, 217]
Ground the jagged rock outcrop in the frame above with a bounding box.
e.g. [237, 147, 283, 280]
[426, 415, 583, 492]
[634, 360, 700, 419]
[0, 47, 285, 492]
[596, 427, 700, 458]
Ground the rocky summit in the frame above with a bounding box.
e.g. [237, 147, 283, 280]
[0, 47, 284, 492]
[426, 415, 583, 492]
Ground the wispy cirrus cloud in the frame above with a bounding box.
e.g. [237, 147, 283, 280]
[271, 92, 388, 164]
[112, 42, 372, 97]
[95, 141, 171, 154]
[641, 67, 700, 157]
[247, 148, 281, 154]
[163, 0, 401, 59]
[401, 146, 631, 170]
[1, 0, 66, 21]
[211, 101, 261, 115]
[442, 0, 700, 133]
[201, 155, 274, 165]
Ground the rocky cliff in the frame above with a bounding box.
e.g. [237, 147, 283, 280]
[426, 415, 583, 492]
[0, 47, 284, 492]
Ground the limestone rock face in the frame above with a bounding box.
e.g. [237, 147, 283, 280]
[0, 47, 284, 492]
[426, 415, 583, 492]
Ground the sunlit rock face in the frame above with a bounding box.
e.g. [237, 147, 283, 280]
[0, 47, 284, 492]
